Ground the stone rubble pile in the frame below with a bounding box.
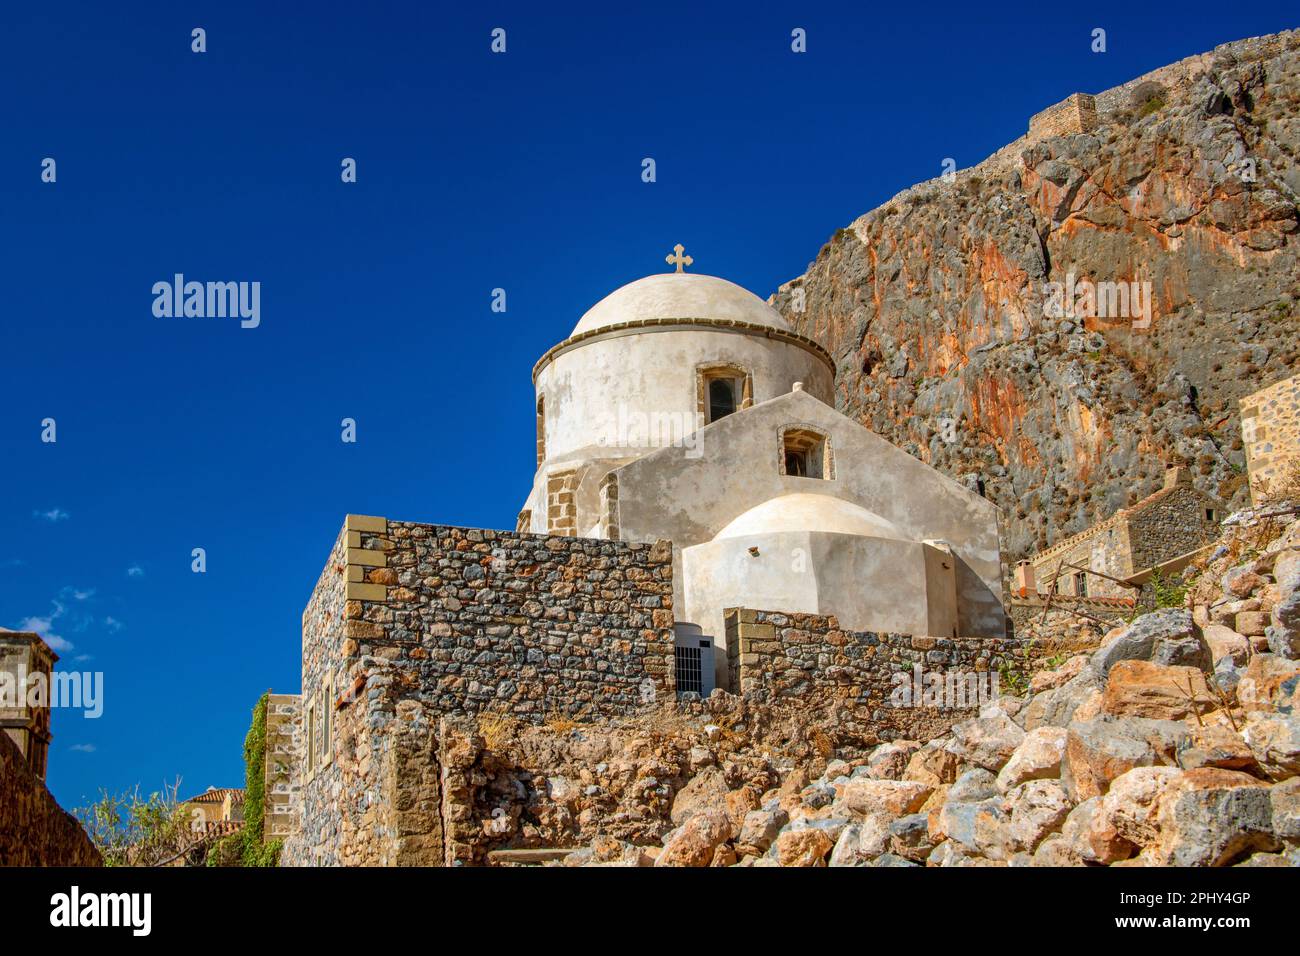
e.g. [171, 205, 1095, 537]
[559, 511, 1300, 867]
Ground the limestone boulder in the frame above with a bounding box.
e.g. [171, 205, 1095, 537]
[903, 739, 961, 787]
[1032, 833, 1082, 866]
[1023, 667, 1104, 730]
[947, 768, 999, 803]
[655, 809, 732, 867]
[937, 797, 1012, 860]
[724, 785, 762, 831]
[1222, 565, 1267, 599]
[888, 813, 935, 863]
[864, 740, 922, 780]
[1243, 715, 1300, 781]
[1235, 611, 1269, 637]
[827, 823, 863, 867]
[669, 765, 729, 826]
[1149, 768, 1279, 866]
[1201, 623, 1251, 666]
[1085, 766, 1183, 864]
[1236, 654, 1300, 714]
[735, 807, 788, 856]
[996, 726, 1067, 792]
[1029, 654, 1089, 694]
[1267, 549, 1300, 658]
[1270, 777, 1300, 845]
[944, 711, 1025, 772]
[1091, 609, 1211, 677]
[835, 779, 932, 819]
[773, 828, 833, 867]
[1100, 660, 1213, 721]
[1176, 723, 1260, 774]
[1061, 718, 1158, 801]
[1006, 779, 1072, 852]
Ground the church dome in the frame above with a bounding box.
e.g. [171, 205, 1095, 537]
[570, 273, 791, 337]
[715, 493, 909, 542]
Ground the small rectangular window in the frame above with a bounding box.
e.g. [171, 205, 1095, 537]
[782, 429, 827, 479]
[306, 703, 316, 774]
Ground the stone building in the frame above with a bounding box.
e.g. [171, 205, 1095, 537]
[182, 786, 244, 828]
[0, 629, 56, 782]
[1026, 464, 1223, 598]
[519, 255, 1005, 689]
[1241, 371, 1300, 503]
[279, 251, 1010, 865]
[0, 629, 102, 866]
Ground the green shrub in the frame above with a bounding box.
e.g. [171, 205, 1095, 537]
[208, 692, 281, 867]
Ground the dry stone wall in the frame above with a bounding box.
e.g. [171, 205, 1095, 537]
[1242, 372, 1300, 501]
[284, 516, 677, 865]
[725, 608, 1025, 741]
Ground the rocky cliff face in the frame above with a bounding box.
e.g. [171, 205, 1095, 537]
[772, 30, 1300, 560]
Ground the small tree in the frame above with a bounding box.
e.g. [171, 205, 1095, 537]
[76, 779, 196, 867]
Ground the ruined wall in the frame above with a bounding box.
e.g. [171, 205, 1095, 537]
[0, 728, 100, 866]
[284, 515, 677, 866]
[1242, 371, 1300, 502]
[725, 608, 1025, 742]
[1028, 93, 1098, 139]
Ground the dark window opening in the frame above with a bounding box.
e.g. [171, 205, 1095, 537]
[708, 378, 737, 422]
[675, 645, 702, 695]
[782, 428, 827, 479]
[1205, 509, 1216, 522]
[1075, 572, 1088, 597]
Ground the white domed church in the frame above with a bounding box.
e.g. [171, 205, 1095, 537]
[517, 247, 1006, 692]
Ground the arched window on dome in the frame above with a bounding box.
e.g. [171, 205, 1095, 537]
[697, 364, 752, 425]
[709, 378, 736, 421]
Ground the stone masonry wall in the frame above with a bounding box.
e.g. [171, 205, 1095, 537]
[263, 693, 301, 842]
[1124, 484, 1221, 572]
[284, 515, 677, 866]
[1242, 372, 1300, 502]
[725, 608, 1026, 742]
[0, 728, 100, 865]
[1029, 514, 1133, 598]
[1028, 93, 1098, 139]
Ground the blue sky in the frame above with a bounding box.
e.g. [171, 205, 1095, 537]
[3, 2, 1294, 810]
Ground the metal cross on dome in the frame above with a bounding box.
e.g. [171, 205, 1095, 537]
[665, 244, 693, 273]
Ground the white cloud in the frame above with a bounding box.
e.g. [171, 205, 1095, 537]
[104, 616, 123, 633]
[127, 565, 144, 578]
[69, 744, 96, 753]
[33, 508, 69, 522]
[16, 614, 72, 652]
